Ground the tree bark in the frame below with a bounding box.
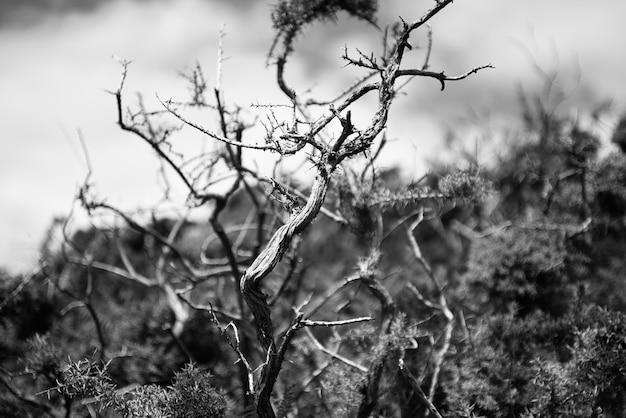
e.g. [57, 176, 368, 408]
[240, 170, 332, 417]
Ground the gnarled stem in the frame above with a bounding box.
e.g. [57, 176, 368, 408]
[240, 170, 332, 418]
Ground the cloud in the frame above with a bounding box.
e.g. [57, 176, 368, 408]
[0, 0, 116, 27]
[0, 0, 275, 273]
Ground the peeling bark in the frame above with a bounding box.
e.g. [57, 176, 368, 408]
[240, 171, 332, 417]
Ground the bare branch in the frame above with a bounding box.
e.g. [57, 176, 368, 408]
[422, 23, 433, 71]
[397, 64, 494, 91]
[158, 96, 278, 152]
[407, 282, 441, 311]
[398, 358, 444, 418]
[0, 265, 45, 313]
[304, 328, 367, 372]
[216, 24, 226, 93]
[306, 71, 378, 106]
[68, 259, 154, 287]
[301, 316, 372, 328]
[405, 210, 454, 402]
[110, 59, 219, 202]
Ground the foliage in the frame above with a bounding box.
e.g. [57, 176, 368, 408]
[442, 307, 626, 417]
[438, 167, 493, 204]
[272, 0, 377, 33]
[55, 358, 226, 418]
[462, 228, 576, 317]
[271, 0, 378, 57]
[593, 152, 626, 218]
[167, 364, 227, 418]
[611, 112, 626, 154]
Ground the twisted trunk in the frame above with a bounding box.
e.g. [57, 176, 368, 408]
[240, 169, 331, 417]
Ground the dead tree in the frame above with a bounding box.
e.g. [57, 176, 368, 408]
[52, 1, 491, 417]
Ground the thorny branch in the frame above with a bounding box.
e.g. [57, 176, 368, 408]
[406, 210, 454, 403]
[41, 2, 493, 417]
[397, 64, 494, 91]
[109, 57, 222, 204]
[304, 328, 368, 372]
[398, 358, 444, 418]
[236, 3, 489, 415]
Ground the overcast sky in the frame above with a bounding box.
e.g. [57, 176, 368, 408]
[2, 0, 625, 274]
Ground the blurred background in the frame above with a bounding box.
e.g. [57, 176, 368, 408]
[1, 0, 625, 274]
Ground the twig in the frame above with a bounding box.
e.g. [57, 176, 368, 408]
[159, 96, 279, 152]
[405, 210, 454, 402]
[407, 282, 440, 311]
[0, 265, 45, 313]
[305, 275, 361, 318]
[398, 359, 444, 418]
[302, 317, 372, 328]
[304, 328, 367, 372]
[216, 24, 226, 93]
[306, 71, 378, 106]
[397, 64, 494, 91]
[109, 58, 220, 203]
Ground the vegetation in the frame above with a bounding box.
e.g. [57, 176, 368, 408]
[2, 0, 626, 417]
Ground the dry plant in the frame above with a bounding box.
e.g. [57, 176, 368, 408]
[42, 1, 492, 416]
